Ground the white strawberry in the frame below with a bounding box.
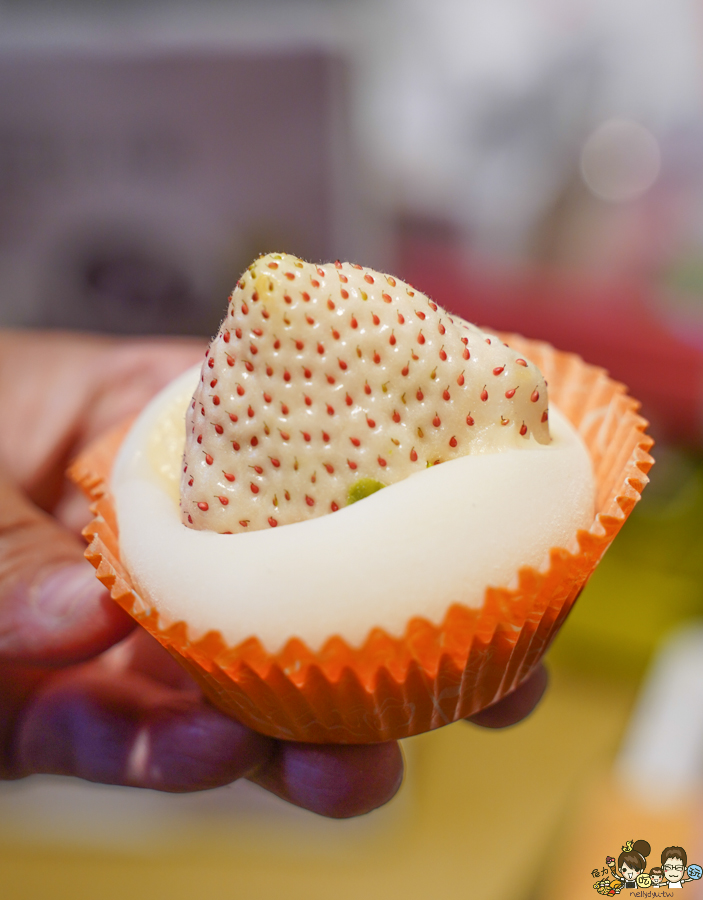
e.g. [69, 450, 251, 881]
[180, 253, 549, 533]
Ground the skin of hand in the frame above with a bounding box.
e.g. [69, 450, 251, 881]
[0, 329, 547, 818]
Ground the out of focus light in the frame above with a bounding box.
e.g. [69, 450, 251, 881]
[580, 118, 661, 203]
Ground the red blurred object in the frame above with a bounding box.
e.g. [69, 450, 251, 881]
[399, 239, 703, 445]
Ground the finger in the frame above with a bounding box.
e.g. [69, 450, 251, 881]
[51, 483, 95, 537]
[466, 663, 548, 729]
[76, 337, 206, 454]
[105, 632, 406, 816]
[13, 665, 273, 791]
[0, 471, 133, 666]
[0, 660, 53, 779]
[98, 628, 203, 692]
[249, 740, 405, 819]
[0, 331, 205, 507]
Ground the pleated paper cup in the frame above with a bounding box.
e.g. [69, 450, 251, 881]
[70, 336, 653, 743]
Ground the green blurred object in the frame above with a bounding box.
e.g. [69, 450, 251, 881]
[549, 446, 703, 680]
[661, 254, 703, 298]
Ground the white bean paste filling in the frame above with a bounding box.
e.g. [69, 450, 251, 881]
[112, 365, 595, 653]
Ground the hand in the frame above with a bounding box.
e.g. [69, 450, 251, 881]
[0, 330, 545, 818]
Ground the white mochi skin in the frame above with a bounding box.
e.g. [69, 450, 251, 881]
[112, 365, 595, 653]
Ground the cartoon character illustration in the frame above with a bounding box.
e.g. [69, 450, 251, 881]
[649, 866, 665, 887]
[592, 859, 622, 896]
[614, 840, 651, 890]
[662, 846, 690, 889]
[592, 844, 702, 892]
[593, 875, 622, 895]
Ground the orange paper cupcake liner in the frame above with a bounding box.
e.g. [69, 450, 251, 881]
[69, 336, 653, 743]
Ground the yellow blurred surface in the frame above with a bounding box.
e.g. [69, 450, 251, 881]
[540, 774, 699, 900]
[0, 666, 636, 900]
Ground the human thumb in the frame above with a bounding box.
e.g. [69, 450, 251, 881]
[0, 468, 133, 666]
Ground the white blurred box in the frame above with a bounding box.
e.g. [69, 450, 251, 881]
[0, 39, 369, 335]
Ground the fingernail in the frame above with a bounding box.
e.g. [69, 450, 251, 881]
[0, 562, 119, 663]
[33, 563, 105, 623]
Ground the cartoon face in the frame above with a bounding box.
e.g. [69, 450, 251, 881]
[650, 873, 662, 885]
[664, 858, 685, 884]
[637, 873, 652, 888]
[621, 863, 639, 881]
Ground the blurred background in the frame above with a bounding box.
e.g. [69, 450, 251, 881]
[2, 1, 703, 897]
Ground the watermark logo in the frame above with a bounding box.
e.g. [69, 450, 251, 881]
[591, 840, 701, 894]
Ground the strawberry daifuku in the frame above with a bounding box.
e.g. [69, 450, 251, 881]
[72, 247, 650, 743]
[181, 253, 550, 533]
